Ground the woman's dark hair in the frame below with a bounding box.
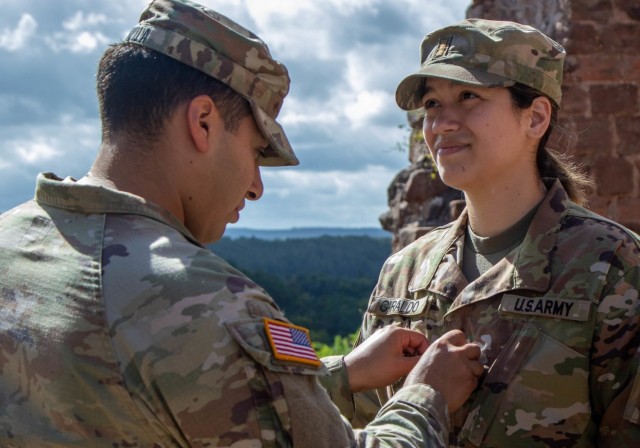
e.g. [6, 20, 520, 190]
[96, 43, 252, 146]
[508, 83, 592, 206]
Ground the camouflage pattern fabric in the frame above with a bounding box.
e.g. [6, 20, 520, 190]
[354, 179, 640, 447]
[396, 18, 565, 110]
[125, 0, 298, 167]
[0, 172, 450, 447]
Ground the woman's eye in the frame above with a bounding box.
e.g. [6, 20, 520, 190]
[461, 91, 479, 100]
[423, 99, 438, 109]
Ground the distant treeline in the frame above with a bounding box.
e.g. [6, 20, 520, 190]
[209, 235, 391, 343]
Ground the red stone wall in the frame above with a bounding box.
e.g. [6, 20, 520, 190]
[560, 0, 640, 232]
[382, 0, 640, 251]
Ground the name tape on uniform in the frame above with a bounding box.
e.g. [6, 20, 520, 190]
[368, 297, 428, 316]
[263, 318, 321, 367]
[499, 294, 590, 321]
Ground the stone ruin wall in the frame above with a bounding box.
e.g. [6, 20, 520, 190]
[380, 0, 640, 252]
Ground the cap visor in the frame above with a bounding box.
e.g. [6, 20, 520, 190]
[251, 103, 299, 167]
[395, 63, 512, 110]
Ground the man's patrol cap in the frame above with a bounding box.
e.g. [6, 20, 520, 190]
[395, 18, 566, 110]
[124, 0, 298, 167]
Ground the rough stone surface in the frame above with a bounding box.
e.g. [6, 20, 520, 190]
[593, 156, 635, 196]
[382, 0, 640, 252]
[618, 115, 640, 156]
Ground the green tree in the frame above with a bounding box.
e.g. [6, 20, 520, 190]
[313, 332, 358, 357]
[209, 236, 389, 344]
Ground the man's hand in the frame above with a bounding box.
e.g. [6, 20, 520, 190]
[404, 329, 484, 413]
[344, 325, 429, 392]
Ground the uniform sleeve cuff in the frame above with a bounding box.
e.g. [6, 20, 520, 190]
[383, 383, 450, 432]
[319, 355, 356, 420]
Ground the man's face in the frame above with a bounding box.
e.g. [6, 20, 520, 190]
[187, 114, 267, 244]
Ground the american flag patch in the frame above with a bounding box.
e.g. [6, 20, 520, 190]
[263, 318, 321, 367]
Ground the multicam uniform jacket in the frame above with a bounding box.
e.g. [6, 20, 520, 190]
[0, 172, 450, 448]
[354, 179, 640, 447]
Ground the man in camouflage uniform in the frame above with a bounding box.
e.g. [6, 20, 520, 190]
[347, 19, 640, 447]
[0, 1, 484, 446]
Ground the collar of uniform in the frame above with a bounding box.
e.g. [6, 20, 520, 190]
[409, 209, 468, 293]
[510, 178, 567, 287]
[34, 172, 201, 247]
[409, 178, 568, 302]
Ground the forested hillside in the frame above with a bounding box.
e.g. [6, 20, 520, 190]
[209, 235, 391, 343]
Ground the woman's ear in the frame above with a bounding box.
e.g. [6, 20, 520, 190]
[186, 95, 220, 153]
[526, 96, 552, 140]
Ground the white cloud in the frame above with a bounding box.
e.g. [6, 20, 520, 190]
[0, 117, 99, 172]
[63, 12, 108, 31]
[235, 1, 341, 59]
[244, 0, 313, 19]
[44, 11, 111, 53]
[344, 90, 388, 128]
[236, 165, 400, 228]
[45, 11, 110, 54]
[46, 29, 109, 53]
[279, 89, 391, 133]
[13, 138, 62, 165]
[70, 31, 109, 53]
[0, 14, 37, 51]
[280, 96, 342, 126]
[324, 0, 378, 15]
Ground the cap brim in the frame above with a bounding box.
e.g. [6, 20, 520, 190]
[250, 103, 299, 167]
[395, 63, 514, 111]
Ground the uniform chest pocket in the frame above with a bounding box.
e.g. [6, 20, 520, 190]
[460, 319, 591, 446]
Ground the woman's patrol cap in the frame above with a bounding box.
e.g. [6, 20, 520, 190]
[395, 19, 566, 110]
[124, 0, 298, 167]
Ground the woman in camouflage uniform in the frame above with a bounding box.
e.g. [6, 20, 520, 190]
[349, 19, 640, 447]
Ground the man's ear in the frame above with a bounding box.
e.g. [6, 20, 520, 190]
[526, 96, 552, 140]
[187, 95, 220, 153]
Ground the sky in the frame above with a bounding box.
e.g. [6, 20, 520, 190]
[0, 0, 468, 230]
